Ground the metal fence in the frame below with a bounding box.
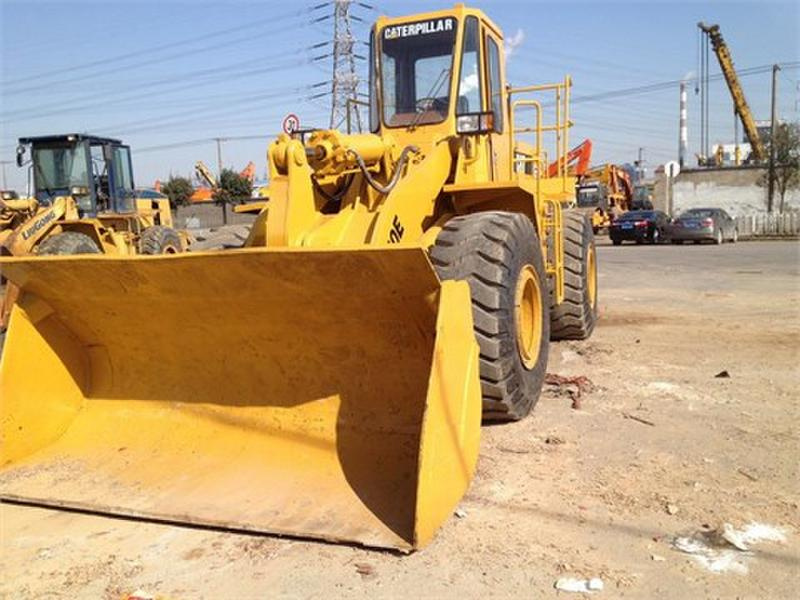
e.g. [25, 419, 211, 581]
[736, 213, 800, 238]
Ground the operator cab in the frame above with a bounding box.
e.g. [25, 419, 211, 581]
[16, 134, 136, 217]
[369, 8, 505, 136]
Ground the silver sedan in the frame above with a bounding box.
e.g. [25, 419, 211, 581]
[670, 208, 738, 244]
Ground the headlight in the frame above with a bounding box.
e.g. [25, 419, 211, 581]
[456, 112, 494, 134]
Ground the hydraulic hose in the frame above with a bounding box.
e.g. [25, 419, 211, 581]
[347, 145, 420, 195]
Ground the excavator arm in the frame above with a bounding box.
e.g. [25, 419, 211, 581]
[548, 139, 592, 177]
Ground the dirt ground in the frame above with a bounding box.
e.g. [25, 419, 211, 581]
[1, 239, 798, 599]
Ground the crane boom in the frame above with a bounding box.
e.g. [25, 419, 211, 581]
[194, 160, 217, 188]
[698, 22, 765, 161]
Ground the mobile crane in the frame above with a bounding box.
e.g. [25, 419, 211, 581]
[699, 22, 766, 162]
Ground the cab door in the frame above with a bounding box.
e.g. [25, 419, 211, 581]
[454, 15, 491, 182]
[484, 28, 511, 181]
[109, 145, 136, 213]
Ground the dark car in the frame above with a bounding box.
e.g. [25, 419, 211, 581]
[670, 208, 737, 244]
[609, 210, 671, 245]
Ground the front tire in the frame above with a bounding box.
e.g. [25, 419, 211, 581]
[550, 210, 598, 340]
[37, 231, 101, 255]
[430, 211, 550, 421]
[141, 226, 182, 254]
[651, 228, 661, 244]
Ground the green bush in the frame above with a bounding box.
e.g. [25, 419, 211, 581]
[213, 169, 252, 206]
[160, 176, 194, 209]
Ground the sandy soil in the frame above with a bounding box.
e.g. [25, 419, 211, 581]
[1, 240, 798, 599]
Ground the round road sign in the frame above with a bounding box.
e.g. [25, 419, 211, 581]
[282, 113, 300, 135]
[664, 160, 681, 178]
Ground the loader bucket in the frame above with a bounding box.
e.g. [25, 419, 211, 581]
[0, 247, 481, 551]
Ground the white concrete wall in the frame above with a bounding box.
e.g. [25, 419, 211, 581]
[665, 167, 800, 217]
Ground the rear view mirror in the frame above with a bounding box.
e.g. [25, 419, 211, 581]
[16, 144, 25, 167]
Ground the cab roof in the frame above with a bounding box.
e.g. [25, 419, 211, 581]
[18, 134, 122, 146]
[376, 4, 503, 39]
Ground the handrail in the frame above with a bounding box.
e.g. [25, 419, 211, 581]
[507, 76, 572, 186]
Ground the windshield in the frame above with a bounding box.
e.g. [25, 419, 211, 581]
[681, 209, 714, 219]
[33, 144, 89, 203]
[380, 17, 457, 127]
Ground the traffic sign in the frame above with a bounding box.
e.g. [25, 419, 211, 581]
[282, 113, 300, 135]
[664, 160, 681, 178]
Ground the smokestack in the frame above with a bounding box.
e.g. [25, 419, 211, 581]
[679, 81, 688, 168]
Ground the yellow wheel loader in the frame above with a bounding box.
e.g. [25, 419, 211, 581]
[0, 134, 186, 329]
[0, 7, 597, 551]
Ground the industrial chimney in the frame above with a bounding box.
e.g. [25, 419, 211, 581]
[679, 81, 688, 168]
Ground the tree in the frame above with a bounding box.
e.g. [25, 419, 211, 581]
[212, 168, 252, 207]
[160, 175, 194, 209]
[759, 122, 800, 213]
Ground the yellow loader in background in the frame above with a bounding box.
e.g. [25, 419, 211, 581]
[0, 6, 597, 551]
[0, 134, 186, 329]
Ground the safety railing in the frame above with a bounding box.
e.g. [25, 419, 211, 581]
[507, 76, 572, 189]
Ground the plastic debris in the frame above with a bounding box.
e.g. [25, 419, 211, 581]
[651, 554, 666, 562]
[714, 370, 731, 378]
[554, 577, 604, 593]
[126, 591, 155, 600]
[672, 522, 787, 574]
[666, 503, 679, 516]
[454, 508, 468, 518]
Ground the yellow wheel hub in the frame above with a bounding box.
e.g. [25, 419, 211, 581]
[587, 245, 597, 309]
[514, 265, 543, 370]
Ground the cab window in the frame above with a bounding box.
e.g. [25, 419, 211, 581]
[486, 35, 503, 132]
[456, 16, 482, 115]
[380, 17, 457, 127]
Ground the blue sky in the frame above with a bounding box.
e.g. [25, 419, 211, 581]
[1, 0, 797, 191]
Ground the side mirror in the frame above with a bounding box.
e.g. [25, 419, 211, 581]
[16, 144, 25, 167]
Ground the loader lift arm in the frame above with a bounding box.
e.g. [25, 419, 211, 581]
[698, 22, 765, 162]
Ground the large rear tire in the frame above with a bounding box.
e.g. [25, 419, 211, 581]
[37, 231, 100, 255]
[141, 226, 182, 254]
[430, 211, 550, 421]
[550, 210, 598, 340]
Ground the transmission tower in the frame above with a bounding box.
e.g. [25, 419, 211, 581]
[329, 0, 362, 131]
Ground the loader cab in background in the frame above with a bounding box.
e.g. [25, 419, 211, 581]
[17, 134, 136, 217]
[370, 8, 511, 180]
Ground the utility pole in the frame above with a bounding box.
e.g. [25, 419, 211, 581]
[329, 0, 362, 130]
[0, 160, 11, 189]
[767, 64, 780, 213]
[637, 147, 645, 184]
[214, 137, 227, 225]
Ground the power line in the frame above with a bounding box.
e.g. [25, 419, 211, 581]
[1, 6, 325, 88]
[2, 57, 315, 123]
